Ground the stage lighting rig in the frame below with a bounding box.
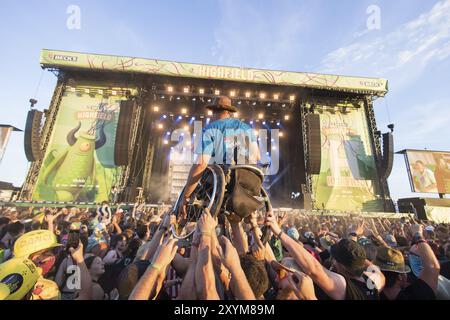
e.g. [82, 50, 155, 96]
[29, 98, 38, 109]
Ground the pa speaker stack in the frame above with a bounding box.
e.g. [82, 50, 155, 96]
[306, 113, 321, 174]
[114, 100, 135, 166]
[24, 109, 43, 162]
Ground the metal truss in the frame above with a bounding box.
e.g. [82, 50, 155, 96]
[19, 73, 67, 200]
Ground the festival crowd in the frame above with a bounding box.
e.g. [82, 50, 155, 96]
[0, 202, 450, 300]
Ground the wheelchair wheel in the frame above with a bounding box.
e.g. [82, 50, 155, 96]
[171, 165, 225, 239]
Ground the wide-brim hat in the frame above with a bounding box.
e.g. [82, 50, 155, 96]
[205, 95, 238, 113]
[374, 246, 411, 274]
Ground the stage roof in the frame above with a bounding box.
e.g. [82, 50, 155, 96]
[40, 49, 388, 96]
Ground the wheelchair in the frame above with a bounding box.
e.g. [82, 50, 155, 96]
[171, 164, 272, 243]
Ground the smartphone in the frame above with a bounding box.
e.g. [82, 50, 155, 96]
[66, 230, 80, 253]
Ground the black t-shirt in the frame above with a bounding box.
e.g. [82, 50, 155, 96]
[345, 277, 379, 300]
[380, 278, 436, 300]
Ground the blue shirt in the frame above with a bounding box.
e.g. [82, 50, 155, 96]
[195, 118, 257, 165]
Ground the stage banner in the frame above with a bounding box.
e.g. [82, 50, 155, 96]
[0, 126, 13, 165]
[404, 150, 450, 194]
[311, 106, 384, 212]
[32, 87, 130, 203]
[425, 206, 450, 224]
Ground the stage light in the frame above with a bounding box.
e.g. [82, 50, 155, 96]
[186, 140, 191, 146]
[199, 88, 205, 94]
[191, 117, 196, 121]
[153, 106, 160, 112]
[183, 87, 189, 93]
[206, 118, 210, 123]
[178, 116, 183, 120]
[207, 110, 213, 116]
[207, 98, 212, 102]
[184, 125, 189, 131]
[273, 94, 279, 100]
[111, 90, 117, 96]
[279, 132, 284, 137]
[388, 124, 395, 133]
[192, 98, 196, 101]
[282, 103, 286, 108]
[254, 130, 259, 136]
[233, 112, 239, 118]
[84, 88, 90, 94]
[252, 102, 257, 106]
[163, 140, 169, 145]
[258, 113, 264, 119]
[157, 123, 164, 129]
[284, 115, 290, 121]
[245, 92, 251, 98]
[167, 86, 174, 93]
[163, 115, 167, 119]
[267, 103, 271, 107]
[181, 108, 187, 114]
[289, 95, 295, 102]
[230, 90, 236, 97]
[262, 121, 266, 125]
[277, 122, 280, 126]
[250, 120, 254, 125]
[161, 95, 165, 99]
[166, 131, 171, 136]
[176, 96, 181, 100]
[259, 92, 266, 99]
[272, 146, 277, 151]
[214, 89, 220, 95]
[98, 89, 103, 95]
[238, 101, 242, 105]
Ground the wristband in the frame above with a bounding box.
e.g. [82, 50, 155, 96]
[276, 230, 284, 239]
[149, 263, 162, 272]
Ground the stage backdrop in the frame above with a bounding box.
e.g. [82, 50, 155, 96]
[404, 150, 450, 194]
[32, 86, 131, 202]
[311, 106, 383, 212]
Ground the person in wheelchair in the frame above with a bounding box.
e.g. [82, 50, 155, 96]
[179, 95, 263, 224]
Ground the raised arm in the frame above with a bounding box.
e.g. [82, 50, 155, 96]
[265, 211, 347, 300]
[218, 236, 255, 300]
[195, 209, 220, 300]
[410, 224, 440, 291]
[129, 237, 178, 300]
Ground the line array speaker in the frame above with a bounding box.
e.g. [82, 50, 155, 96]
[306, 113, 321, 174]
[114, 100, 135, 166]
[24, 109, 43, 162]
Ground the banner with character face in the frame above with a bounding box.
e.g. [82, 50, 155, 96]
[32, 85, 133, 202]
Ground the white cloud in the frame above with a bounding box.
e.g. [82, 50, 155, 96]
[320, 0, 450, 84]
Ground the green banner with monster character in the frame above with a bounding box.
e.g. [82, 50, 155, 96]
[311, 105, 384, 212]
[32, 87, 129, 203]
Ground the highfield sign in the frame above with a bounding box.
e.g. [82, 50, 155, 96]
[41, 49, 388, 96]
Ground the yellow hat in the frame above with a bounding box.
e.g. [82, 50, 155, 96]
[0, 257, 40, 300]
[30, 278, 61, 300]
[13, 230, 62, 258]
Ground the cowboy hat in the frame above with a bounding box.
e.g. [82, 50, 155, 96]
[205, 95, 238, 113]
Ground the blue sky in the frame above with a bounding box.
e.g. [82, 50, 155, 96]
[0, 0, 449, 201]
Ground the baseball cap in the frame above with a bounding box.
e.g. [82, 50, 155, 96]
[425, 226, 435, 232]
[13, 230, 62, 258]
[374, 246, 411, 273]
[330, 239, 367, 276]
[287, 228, 299, 241]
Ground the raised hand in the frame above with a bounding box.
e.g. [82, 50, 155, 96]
[152, 237, 179, 269]
[197, 208, 217, 234]
[217, 236, 241, 271]
[265, 211, 282, 236]
[69, 242, 85, 264]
